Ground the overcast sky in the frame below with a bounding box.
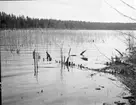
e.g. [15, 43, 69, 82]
[0, 0, 136, 22]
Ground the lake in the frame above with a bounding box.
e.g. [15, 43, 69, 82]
[1, 29, 136, 105]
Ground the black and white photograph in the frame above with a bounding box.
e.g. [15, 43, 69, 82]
[0, 0, 136, 105]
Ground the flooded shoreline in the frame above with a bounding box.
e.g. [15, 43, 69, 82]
[1, 29, 136, 105]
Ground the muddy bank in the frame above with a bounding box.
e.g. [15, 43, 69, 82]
[98, 63, 136, 105]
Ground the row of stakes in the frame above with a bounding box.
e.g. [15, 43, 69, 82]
[54, 59, 119, 74]
[54, 59, 93, 71]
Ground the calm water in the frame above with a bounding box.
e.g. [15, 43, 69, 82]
[1, 29, 136, 105]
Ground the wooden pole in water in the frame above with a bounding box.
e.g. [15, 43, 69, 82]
[33, 49, 36, 75]
[33, 48, 39, 74]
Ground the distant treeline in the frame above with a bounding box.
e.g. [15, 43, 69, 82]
[0, 12, 136, 30]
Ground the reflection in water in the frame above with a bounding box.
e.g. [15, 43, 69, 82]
[60, 63, 63, 81]
[60, 62, 72, 81]
[34, 70, 39, 83]
[33, 49, 40, 73]
[66, 65, 70, 72]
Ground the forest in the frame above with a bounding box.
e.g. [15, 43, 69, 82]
[0, 12, 136, 30]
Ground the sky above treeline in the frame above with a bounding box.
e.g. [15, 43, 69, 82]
[0, 0, 136, 23]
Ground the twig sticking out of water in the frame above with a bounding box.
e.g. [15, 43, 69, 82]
[65, 48, 71, 65]
[70, 55, 77, 56]
[68, 48, 71, 57]
[80, 50, 86, 56]
[46, 51, 52, 61]
[115, 49, 123, 57]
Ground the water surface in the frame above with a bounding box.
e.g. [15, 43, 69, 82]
[1, 29, 135, 105]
